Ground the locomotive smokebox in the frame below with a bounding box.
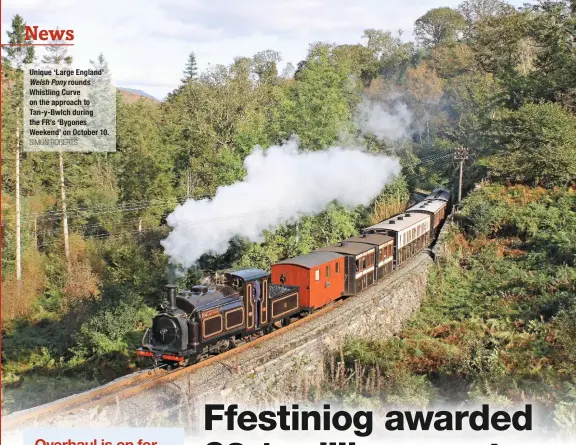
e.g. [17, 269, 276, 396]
[166, 284, 177, 311]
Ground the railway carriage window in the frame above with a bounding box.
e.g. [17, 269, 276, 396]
[336, 262, 340, 273]
[355, 259, 360, 270]
[326, 265, 331, 277]
[315, 269, 320, 281]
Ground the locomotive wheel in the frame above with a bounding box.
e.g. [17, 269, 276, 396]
[216, 338, 232, 354]
[281, 317, 291, 327]
[163, 362, 175, 371]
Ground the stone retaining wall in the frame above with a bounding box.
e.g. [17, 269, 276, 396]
[18, 222, 453, 430]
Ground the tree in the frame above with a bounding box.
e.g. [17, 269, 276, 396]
[361, 29, 415, 82]
[526, 1, 576, 110]
[2, 15, 36, 284]
[181, 51, 198, 83]
[252, 50, 281, 84]
[429, 43, 476, 78]
[41, 31, 73, 65]
[43, 38, 74, 270]
[458, 0, 516, 37]
[472, 10, 535, 109]
[406, 62, 445, 143]
[275, 43, 360, 150]
[414, 8, 467, 48]
[2, 14, 34, 68]
[332, 43, 378, 85]
[116, 99, 175, 228]
[489, 102, 576, 187]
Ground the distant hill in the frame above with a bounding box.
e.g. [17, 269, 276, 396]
[117, 87, 160, 103]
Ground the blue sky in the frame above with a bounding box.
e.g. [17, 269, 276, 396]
[2, 0, 527, 100]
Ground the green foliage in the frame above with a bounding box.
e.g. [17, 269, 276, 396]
[116, 99, 175, 208]
[414, 7, 467, 48]
[234, 203, 362, 270]
[276, 44, 359, 150]
[73, 298, 154, 359]
[489, 103, 576, 187]
[2, 14, 35, 67]
[329, 185, 576, 409]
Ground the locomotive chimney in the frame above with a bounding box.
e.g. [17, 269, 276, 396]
[166, 284, 177, 311]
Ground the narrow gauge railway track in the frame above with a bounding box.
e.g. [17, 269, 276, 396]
[1, 300, 343, 431]
[2, 226, 445, 431]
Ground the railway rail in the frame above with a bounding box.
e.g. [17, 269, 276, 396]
[1, 300, 342, 431]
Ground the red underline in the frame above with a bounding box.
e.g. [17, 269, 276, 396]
[1, 44, 74, 47]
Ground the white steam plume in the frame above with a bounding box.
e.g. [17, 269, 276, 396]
[356, 97, 413, 141]
[161, 138, 401, 267]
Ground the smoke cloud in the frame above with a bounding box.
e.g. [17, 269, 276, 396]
[355, 97, 413, 141]
[161, 138, 400, 267]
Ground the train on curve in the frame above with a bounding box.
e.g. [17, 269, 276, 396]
[137, 188, 452, 367]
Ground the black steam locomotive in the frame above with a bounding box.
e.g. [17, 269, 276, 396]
[137, 269, 300, 366]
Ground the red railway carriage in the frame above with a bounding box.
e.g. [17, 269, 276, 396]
[316, 241, 375, 296]
[271, 251, 345, 311]
[345, 233, 394, 281]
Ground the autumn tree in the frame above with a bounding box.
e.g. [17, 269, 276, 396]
[406, 62, 445, 143]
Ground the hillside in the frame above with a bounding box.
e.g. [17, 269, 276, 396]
[116, 87, 160, 103]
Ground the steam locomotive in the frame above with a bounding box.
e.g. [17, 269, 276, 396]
[137, 188, 452, 367]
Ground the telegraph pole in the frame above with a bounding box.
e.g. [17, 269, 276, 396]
[454, 147, 470, 205]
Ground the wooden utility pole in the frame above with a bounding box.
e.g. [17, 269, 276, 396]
[454, 147, 470, 205]
[59, 150, 71, 271]
[15, 106, 22, 283]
